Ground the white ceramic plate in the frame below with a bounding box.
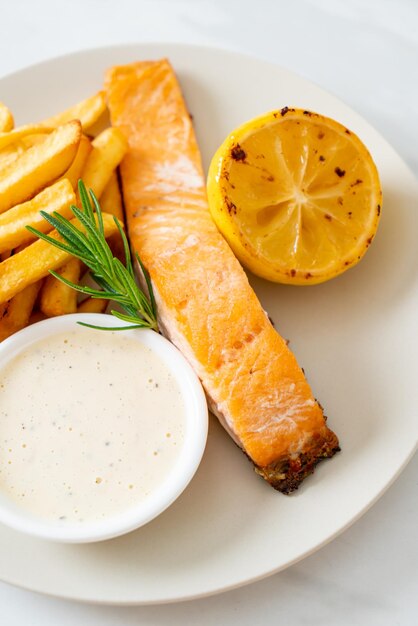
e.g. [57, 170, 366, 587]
[0, 43, 417, 605]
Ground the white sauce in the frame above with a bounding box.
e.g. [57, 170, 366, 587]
[0, 329, 185, 523]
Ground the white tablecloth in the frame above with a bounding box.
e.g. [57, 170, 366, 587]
[1, 1, 417, 623]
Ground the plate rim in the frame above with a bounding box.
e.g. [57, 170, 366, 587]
[3, 39, 418, 182]
[3, 444, 418, 607]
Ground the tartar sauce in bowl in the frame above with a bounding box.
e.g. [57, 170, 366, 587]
[0, 314, 208, 542]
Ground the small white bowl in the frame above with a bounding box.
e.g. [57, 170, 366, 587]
[0, 313, 208, 543]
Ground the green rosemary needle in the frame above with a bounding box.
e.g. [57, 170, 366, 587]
[26, 180, 158, 332]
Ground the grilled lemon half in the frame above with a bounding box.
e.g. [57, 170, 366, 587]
[207, 108, 382, 285]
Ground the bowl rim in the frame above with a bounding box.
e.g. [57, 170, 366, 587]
[0, 313, 208, 543]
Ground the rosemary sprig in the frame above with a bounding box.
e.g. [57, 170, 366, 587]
[26, 180, 158, 332]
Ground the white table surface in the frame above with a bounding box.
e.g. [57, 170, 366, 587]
[1, 0, 417, 623]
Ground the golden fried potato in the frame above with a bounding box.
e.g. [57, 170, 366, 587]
[100, 170, 125, 261]
[79, 127, 128, 199]
[100, 170, 124, 221]
[0, 179, 75, 254]
[0, 124, 50, 169]
[20, 135, 51, 149]
[0, 281, 42, 341]
[0, 124, 52, 151]
[40, 91, 107, 132]
[55, 127, 127, 305]
[0, 120, 81, 214]
[0, 102, 14, 132]
[77, 297, 108, 314]
[85, 108, 110, 138]
[51, 129, 126, 308]
[0, 212, 118, 304]
[60, 135, 92, 189]
[40, 258, 81, 317]
[28, 310, 47, 325]
[0, 141, 26, 170]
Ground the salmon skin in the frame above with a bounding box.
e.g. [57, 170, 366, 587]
[105, 59, 340, 493]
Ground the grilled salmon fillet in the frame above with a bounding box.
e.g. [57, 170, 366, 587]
[105, 59, 340, 493]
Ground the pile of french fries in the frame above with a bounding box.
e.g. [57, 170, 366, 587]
[0, 93, 129, 341]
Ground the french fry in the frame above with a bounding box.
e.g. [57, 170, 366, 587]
[51, 128, 124, 308]
[100, 170, 124, 221]
[21, 135, 51, 149]
[0, 124, 53, 151]
[0, 251, 12, 317]
[50, 128, 128, 305]
[40, 91, 107, 132]
[59, 135, 92, 189]
[0, 128, 54, 176]
[80, 127, 128, 199]
[101, 170, 125, 261]
[0, 212, 119, 304]
[28, 311, 47, 325]
[3, 241, 42, 331]
[77, 297, 108, 314]
[0, 179, 75, 254]
[40, 258, 81, 316]
[0, 141, 26, 170]
[85, 108, 110, 138]
[0, 102, 14, 132]
[0, 120, 81, 214]
[0, 281, 42, 341]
